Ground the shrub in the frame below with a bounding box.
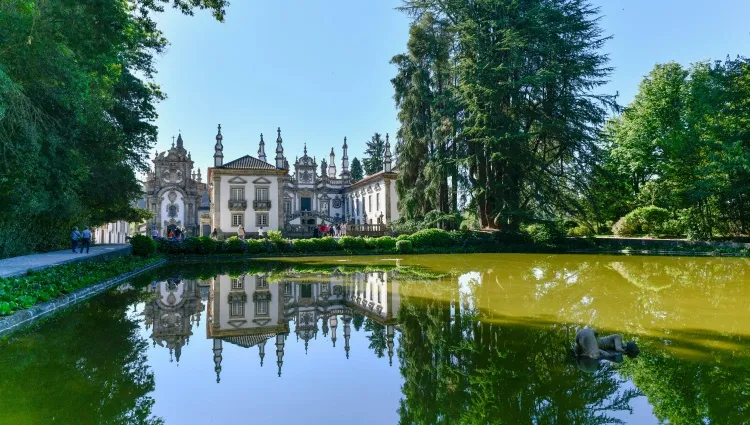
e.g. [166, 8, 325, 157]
[293, 239, 317, 252]
[130, 234, 157, 257]
[364, 237, 379, 250]
[613, 206, 671, 236]
[313, 236, 339, 252]
[409, 229, 453, 248]
[568, 225, 594, 238]
[492, 229, 530, 245]
[266, 230, 284, 242]
[225, 236, 245, 253]
[374, 236, 397, 250]
[339, 236, 367, 250]
[612, 215, 639, 236]
[396, 240, 413, 253]
[660, 219, 685, 237]
[396, 234, 411, 241]
[523, 222, 566, 245]
[245, 239, 263, 254]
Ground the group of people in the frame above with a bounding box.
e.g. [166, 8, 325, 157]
[70, 227, 92, 254]
[313, 223, 344, 238]
[150, 227, 187, 240]
[234, 226, 266, 240]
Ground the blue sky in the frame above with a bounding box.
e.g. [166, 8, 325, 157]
[152, 0, 750, 176]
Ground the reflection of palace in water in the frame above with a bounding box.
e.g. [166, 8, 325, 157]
[143, 271, 400, 382]
[143, 277, 206, 363]
[208, 271, 400, 382]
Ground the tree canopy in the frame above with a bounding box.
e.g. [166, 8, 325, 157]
[392, 0, 616, 230]
[350, 157, 365, 182]
[0, 0, 226, 256]
[363, 132, 386, 176]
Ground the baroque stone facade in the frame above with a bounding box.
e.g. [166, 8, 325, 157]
[143, 134, 208, 236]
[208, 125, 400, 238]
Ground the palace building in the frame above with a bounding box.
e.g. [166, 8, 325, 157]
[142, 134, 210, 237]
[207, 125, 400, 238]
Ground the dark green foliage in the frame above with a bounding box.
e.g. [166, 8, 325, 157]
[397, 234, 412, 241]
[374, 236, 397, 250]
[245, 239, 263, 254]
[181, 237, 218, 254]
[0, 0, 225, 257]
[363, 133, 386, 176]
[292, 239, 317, 252]
[522, 222, 567, 246]
[396, 240, 414, 253]
[393, 1, 615, 229]
[224, 236, 245, 253]
[612, 206, 671, 236]
[339, 236, 368, 250]
[492, 229, 531, 245]
[0, 256, 160, 315]
[350, 157, 364, 182]
[130, 235, 157, 257]
[313, 237, 340, 252]
[408, 229, 453, 248]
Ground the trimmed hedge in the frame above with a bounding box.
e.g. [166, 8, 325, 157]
[408, 229, 453, 248]
[130, 234, 157, 257]
[396, 240, 413, 253]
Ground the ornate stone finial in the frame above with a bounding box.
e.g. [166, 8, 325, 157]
[214, 124, 224, 167]
[343, 136, 348, 148]
[383, 133, 393, 173]
[258, 133, 267, 163]
[304, 143, 308, 156]
[275, 127, 285, 168]
[177, 133, 184, 149]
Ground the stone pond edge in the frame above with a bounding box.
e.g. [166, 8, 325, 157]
[0, 258, 167, 337]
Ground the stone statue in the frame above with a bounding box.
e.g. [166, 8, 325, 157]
[574, 328, 639, 373]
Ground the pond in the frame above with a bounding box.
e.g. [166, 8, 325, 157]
[0, 253, 749, 424]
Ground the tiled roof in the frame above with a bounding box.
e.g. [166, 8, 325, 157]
[219, 155, 279, 170]
[223, 333, 276, 349]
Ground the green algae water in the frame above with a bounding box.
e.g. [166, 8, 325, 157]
[0, 253, 749, 424]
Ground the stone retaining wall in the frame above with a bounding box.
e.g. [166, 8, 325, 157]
[0, 258, 167, 337]
[592, 237, 750, 250]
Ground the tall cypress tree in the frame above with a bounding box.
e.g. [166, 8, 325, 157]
[350, 157, 365, 182]
[395, 0, 616, 229]
[363, 133, 386, 175]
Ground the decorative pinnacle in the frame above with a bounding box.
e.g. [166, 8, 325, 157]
[304, 143, 307, 155]
[216, 124, 223, 141]
[277, 127, 281, 140]
[260, 133, 264, 144]
[330, 147, 335, 155]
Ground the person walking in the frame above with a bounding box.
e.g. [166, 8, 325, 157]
[151, 227, 159, 239]
[71, 227, 81, 253]
[80, 226, 92, 254]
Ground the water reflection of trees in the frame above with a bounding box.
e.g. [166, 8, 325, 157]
[0, 275, 162, 425]
[395, 255, 750, 425]
[619, 337, 750, 425]
[397, 281, 638, 425]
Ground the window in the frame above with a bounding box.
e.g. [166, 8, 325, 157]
[255, 300, 269, 315]
[256, 276, 268, 288]
[376, 194, 380, 211]
[231, 187, 245, 201]
[231, 301, 245, 317]
[231, 278, 244, 290]
[369, 195, 372, 211]
[284, 200, 291, 214]
[301, 197, 312, 211]
[256, 213, 269, 227]
[255, 187, 268, 201]
[232, 214, 243, 227]
[284, 283, 292, 295]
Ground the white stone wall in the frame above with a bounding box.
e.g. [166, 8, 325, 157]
[161, 191, 185, 228]
[218, 174, 281, 233]
[347, 176, 394, 224]
[215, 274, 280, 332]
[93, 221, 130, 244]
